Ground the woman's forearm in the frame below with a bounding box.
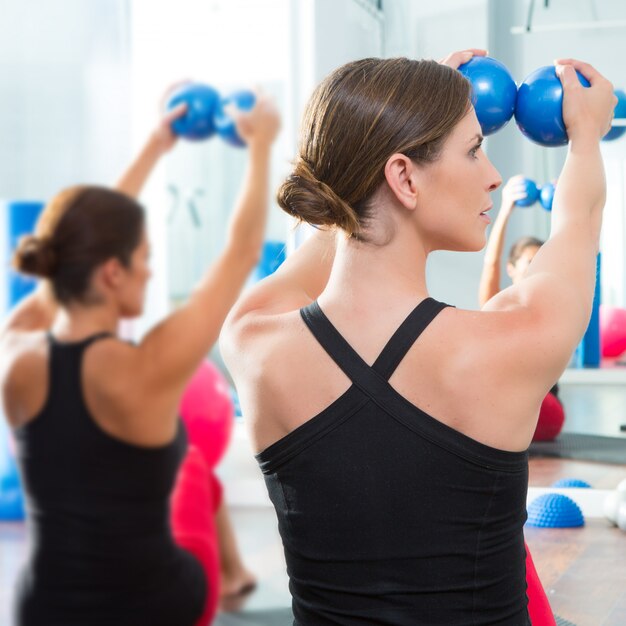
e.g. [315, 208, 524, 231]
[479, 209, 510, 306]
[550, 138, 605, 247]
[115, 134, 166, 199]
[224, 143, 272, 266]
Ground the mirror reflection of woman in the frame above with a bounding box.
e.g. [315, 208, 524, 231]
[2, 93, 280, 626]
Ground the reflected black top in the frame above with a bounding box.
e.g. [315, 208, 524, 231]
[12, 333, 205, 626]
[257, 298, 530, 625]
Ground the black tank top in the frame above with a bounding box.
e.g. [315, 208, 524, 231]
[257, 298, 530, 625]
[12, 333, 206, 626]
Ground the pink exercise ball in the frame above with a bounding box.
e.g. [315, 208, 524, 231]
[179, 360, 235, 469]
[532, 392, 565, 442]
[600, 305, 626, 358]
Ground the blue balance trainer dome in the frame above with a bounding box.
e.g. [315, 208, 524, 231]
[551, 478, 591, 489]
[527, 493, 584, 528]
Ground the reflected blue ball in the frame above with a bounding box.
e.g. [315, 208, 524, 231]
[167, 83, 220, 141]
[214, 90, 256, 147]
[515, 178, 540, 207]
[539, 182, 555, 211]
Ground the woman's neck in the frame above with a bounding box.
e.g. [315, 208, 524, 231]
[321, 214, 430, 311]
[51, 302, 120, 341]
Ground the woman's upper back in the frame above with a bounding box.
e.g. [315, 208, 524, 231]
[2, 328, 181, 447]
[251, 297, 530, 625]
[8, 330, 185, 503]
[229, 288, 556, 456]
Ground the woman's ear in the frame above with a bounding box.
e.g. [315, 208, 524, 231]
[99, 257, 125, 290]
[384, 153, 419, 211]
[506, 262, 515, 280]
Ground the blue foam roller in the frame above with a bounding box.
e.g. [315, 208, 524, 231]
[7, 200, 45, 307]
[1, 200, 42, 521]
[577, 253, 601, 368]
[526, 493, 584, 528]
[551, 478, 592, 488]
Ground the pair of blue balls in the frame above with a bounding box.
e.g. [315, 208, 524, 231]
[515, 178, 555, 211]
[458, 57, 624, 146]
[166, 83, 256, 147]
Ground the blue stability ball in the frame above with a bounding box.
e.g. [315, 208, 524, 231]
[515, 178, 540, 207]
[539, 182, 555, 211]
[551, 478, 592, 488]
[515, 66, 590, 147]
[167, 83, 220, 141]
[214, 89, 256, 147]
[457, 56, 517, 135]
[526, 493, 584, 528]
[602, 88, 626, 141]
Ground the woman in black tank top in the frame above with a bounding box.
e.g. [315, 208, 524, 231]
[222, 51, 615, 624]
[1, 94, 280, 625]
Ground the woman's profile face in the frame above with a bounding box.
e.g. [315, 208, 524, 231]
[412, 108, 502, 253]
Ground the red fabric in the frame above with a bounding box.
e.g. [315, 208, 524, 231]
[532, 392, 565, 442]
[525, 542, 556, 625]
[171, 445, 221, 626]
[174, 360, 233, 624]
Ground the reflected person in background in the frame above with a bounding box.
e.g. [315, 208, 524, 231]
[1, 93, 279, 625]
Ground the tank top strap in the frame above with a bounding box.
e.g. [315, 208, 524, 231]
[46, 331, 113, 346]
[46, 331, 114, 393]
[300, 302, 382, 392]
[37, 331, 113, 428]
[372, 298, 451, 380]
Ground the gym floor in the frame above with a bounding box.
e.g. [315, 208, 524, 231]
[527, 458, 626, 626]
